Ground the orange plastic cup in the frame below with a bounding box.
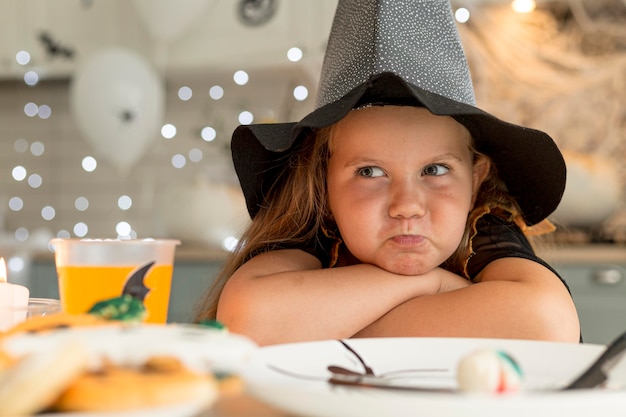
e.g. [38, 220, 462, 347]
[50, 239, 180, 323]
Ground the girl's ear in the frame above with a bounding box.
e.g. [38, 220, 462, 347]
[471, 155, 491, 204]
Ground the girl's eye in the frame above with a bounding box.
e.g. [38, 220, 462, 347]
[357, 166, 385, 178]
[423, 164, 449, 176]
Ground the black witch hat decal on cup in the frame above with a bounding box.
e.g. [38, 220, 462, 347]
[122, 261, 154, 301]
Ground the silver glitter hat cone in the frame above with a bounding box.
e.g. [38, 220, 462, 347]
[231, 0, 566, 226]
[315, 0, 475, 108]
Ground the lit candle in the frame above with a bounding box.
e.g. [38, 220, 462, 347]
[0, 257, 30, 332]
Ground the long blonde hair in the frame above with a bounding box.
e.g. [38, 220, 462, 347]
[193, 128, 332, 321]
[193, 125, 522, 321]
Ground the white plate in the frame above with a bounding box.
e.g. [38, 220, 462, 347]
[243, 337, 626, 417]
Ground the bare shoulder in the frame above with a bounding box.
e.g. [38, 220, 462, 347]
[475, 256, 563, 286]
[230, 249, 322, 281]
[475, 257, 580, 341]
[216, 249, 325, 341]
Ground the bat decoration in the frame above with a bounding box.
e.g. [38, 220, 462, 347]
[122, 261, 155, 302]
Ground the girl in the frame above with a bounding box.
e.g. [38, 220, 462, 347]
[193, 0, 580, 346]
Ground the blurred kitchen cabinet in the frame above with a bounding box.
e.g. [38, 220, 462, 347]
[556, 263, 626, 345]
[0, 0, 152, 79]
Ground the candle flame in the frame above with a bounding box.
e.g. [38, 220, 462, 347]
[0, 258, 6, 283]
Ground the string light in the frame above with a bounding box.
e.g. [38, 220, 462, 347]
[455, 7, 470, 23]
[287, 47, 303, 62]
[15, 50, 30, 65]
[209, 85, 224, 100]
[233, 70, 249, 85]
[511, 0, 536, 13]
[161, 123, 177, 139]
[178, 86, 192, 101]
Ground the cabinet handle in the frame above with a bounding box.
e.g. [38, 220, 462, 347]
[593, 268, 623, 285]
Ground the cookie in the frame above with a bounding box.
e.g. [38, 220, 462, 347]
[0, 349, 16, 371]
[0, 340, 89, 416]
[1, 312, 113, 337]
[52, 356, 218, 412]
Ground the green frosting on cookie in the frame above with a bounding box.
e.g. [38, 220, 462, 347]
[88, 294, 147, 322]
[197, 319, 227, 331]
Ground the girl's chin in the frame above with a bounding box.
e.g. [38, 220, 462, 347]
[378, 261, 438, 276]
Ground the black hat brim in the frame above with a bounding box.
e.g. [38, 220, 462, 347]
[232, 72, 565, 226]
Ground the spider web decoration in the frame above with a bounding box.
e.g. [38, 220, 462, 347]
[457, 0, 626, 242]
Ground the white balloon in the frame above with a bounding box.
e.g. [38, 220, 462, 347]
[131, 0, 211, 42]
[70, 48, 164, 173]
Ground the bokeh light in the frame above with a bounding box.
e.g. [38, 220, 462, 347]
[222, 236, 239, 252]
[293, 85, 308, 101]
[201, 126, 216, 142]
[189, 148, 203, 162]
[15, 228, 29, 242]
[233, 70, 249, 86]
[14, 139, 28, 153]
[178, 86, 193, 101]
[41, 206, 56, 221]
[30, 141, 45, 156]
[287, 47, 303, 62]
[171, 154, 186, 169]
[24, 102, 38, 117]
[238, 111, 253, 124]
[161, 123, 177, 139]
[38, 104, 52, 119]
[24, 71, 39, 86]
[12, 166, 27, 181]
[8, 197, 23, 211]
[512, 0, 536, 13]
[73, 222, 88, 237]
[82, 156, 97, 172]
[455, 7, 470, 23]
[118, 195, 133, 211]
[209, 85, 224, 100]
[28, 174, 43, 189]
[116, 221, 132, 237]
[75, 197, 89, 211]
[15, 50, 31, 65]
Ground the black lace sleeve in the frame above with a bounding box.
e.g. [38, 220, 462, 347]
[465, 214, 570, 294]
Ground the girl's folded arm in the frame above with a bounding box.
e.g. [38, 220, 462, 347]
[216, 249, 468, 346]
[354, 257, 580, 343]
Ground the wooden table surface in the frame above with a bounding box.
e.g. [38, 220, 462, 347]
[209, 393, 294, 417]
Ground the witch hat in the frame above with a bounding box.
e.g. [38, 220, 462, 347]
[231, 0, 566, 226]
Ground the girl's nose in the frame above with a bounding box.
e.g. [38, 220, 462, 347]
[387, 180, 426, 219]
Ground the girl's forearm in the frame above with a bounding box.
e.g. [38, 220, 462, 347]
[216, 251, 449, 345]
[353, 259, 579, 342]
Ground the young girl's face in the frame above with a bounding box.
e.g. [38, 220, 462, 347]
[327, 105, 489, 276]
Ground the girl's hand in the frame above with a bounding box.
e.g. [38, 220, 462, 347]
[433, 267, 472, 293]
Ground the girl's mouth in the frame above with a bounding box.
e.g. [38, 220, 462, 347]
[391, 235, 425, 246]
